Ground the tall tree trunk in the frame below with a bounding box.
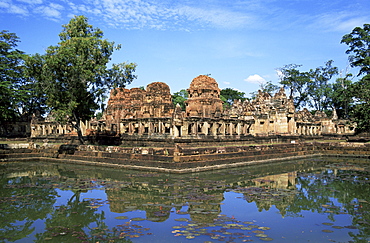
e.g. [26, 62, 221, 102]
[72, 113, 85, 144]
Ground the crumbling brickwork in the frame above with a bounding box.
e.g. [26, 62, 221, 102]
[185, 75, 223, 118]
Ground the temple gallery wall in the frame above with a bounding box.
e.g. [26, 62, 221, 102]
[29, 75, 355, 141]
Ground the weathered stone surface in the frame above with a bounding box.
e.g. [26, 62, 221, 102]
[185, 75, 223, 118]
[104, 82, 173, 121]
[2, 142, 369, 173]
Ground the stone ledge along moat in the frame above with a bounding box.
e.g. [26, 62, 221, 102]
[1, 140, 369, 173]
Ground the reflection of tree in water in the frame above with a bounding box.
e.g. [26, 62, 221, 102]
[286, 165, 370, 242]
[0, 175, 57, 241]
[34, 193, 133, 242]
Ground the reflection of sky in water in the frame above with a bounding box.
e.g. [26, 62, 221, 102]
[54, 189, 74, 206]
[1, 158, 369, 242]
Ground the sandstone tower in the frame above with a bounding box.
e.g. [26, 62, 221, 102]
[185, 75, 223, 118]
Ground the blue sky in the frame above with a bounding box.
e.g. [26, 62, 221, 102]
[1, 0, 370, 97]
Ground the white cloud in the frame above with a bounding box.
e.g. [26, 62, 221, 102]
[34, 3, 63, 20]
[177, 5, 252, 29]
[0, 1, 9, 8]
[9, 4, 27, 14]
[244, 74, 266, 84]
[1, 0, 255, 30]
[311, 11, 370, 33]
[62, 0, 253, 30]
[0, 1, 28, 15]
[74, 0, 172, 30]
[17, 0, 43, 4]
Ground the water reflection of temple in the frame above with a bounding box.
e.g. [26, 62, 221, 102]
[4, 159, 359, 223]
[253, 172, 297, 189]
[105, 182, 224, 223]
[105, 171, 299, 222]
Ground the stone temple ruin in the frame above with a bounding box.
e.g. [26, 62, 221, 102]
[30, 75, 355, 141]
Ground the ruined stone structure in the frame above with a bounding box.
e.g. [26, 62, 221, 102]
[225, 87, 296, 136]
[29, 75, 355, 139]
[102, 82, 174, 135]
[186, 75, 223, 118]
[30, 113, 97, 138]
[105, 82, 174, 120]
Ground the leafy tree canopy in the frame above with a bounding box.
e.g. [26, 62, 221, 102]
[307, 60, 338, 111]
[331, 74, 353, 119]
[31, 15, 137, 143]
[0, 30, 27, 122]
[341, 24, 370, 76]
[220, 88, 246, 108]
[172, 89, 188, 111]
[349, 74, 370, 132]
[278, 61, 339, 113]
[277, 64, 311, 110]
[249, 81, 279, 100]
[22, 53, 48, 119]
[342, 24, 370, 132]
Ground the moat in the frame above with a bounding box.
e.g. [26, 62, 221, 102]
[1, 157, 370, 242]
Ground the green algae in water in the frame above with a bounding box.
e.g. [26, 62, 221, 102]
[332, 226, 344, 229]
[322, 229, 334, 233]
[130, 217, 145, 221]
[115, 216, 128, 220]
[322, 222, 334, 226]
[174, 218, 189, 222]
[260, 237, 274, 241]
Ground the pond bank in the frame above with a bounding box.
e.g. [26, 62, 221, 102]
[1, 141, 369, 173]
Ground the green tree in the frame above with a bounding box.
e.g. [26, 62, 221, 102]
[307, 60, 338, 112]
[0, 30, 27, 123]
[277, 64, 311, 110]
[172, 89, 188, 111]
[31, 16, 137, 143]
[342, 24, 370, 132]
[220, 88, 246, 108]
[22, 53, 48, 118]
[331, 74, 353, 119]
[341, 24, 370, 76]
[349, 75, 370, 132]
[249, 81, 279, 100]
[260, 81, 280, 96]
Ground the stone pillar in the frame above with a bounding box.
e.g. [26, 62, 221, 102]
[229, 123, 234, 135]
[191, 123, 197, 135]
[211, 123, 218, 136]
[173, 125, 180, 137]
[237, 123, 243, 135]
[181, 122, 189, 136]
[128, 123, 134, 134]
[219, 123, 226, 135]
[202, 122, 210, 135]
[158, 121, 162, 134]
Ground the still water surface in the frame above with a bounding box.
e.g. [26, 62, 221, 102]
[1, 157, 370, 243]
